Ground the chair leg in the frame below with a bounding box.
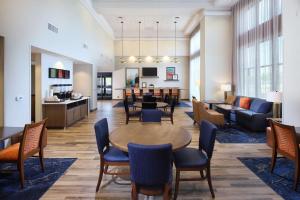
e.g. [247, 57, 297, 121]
[131, 183, 138, 200]
[96, 161, 104, 192]
[294, 159, 300, 191]
[270, 149, 277, 173]
[18, 161, 25, 189]
[126, 116, 129, 124]
[200, 170, 205, 179]
[206, 166, 215, 198]
[174, 169, 180, 200]
[39, 148, 45, 172]
[163, 184, 171, 200]
[171, 115, 174, 124]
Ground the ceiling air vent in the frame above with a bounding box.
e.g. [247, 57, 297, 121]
[48, 23, 58, 34]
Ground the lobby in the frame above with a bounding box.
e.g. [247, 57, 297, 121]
[0, 0, 300, 199]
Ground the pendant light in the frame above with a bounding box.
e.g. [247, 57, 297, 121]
[136, 21, 143, 63]
[173, 18, 180, 64]
[154, 21, 161, 64]
[119, 18, 127, 64]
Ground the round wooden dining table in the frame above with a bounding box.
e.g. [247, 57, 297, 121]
[133, 102, 168, 108]
[109, 123, 192, 152]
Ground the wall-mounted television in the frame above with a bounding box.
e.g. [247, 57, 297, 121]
[142, 67, 157, 77]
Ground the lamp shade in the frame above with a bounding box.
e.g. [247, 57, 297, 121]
[221, 83, 232, 92]
[266, 91, 282, 103]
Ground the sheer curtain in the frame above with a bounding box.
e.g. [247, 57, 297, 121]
[189, 29, 201, 100]
[233, 0, 282, 98]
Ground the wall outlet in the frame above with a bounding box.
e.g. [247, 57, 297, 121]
[15, 96, 24, 101]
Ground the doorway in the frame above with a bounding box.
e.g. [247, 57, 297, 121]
[97, 72, 112, 100]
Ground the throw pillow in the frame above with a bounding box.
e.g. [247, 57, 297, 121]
[239, 97, 251, 109]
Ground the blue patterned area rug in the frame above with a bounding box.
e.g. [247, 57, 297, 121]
[239, 157, 300, 200]
[113, 101, 191, 108]
[185, 111, 266, 143]
[0, 157, 76, 200]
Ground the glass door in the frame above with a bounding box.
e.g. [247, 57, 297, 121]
[97, 72, 112, 100]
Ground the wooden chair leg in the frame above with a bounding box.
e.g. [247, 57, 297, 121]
[131, 183, 138, 200]
[96, 161, 104, 192]
[206, 166, 215, 198]
[200, 170, 205, 178]
[126, 116, 129, 124]
[174, 169, 180, 200]
[171, 115, 174, 124]
[18, 161, 25, 189]
[163, 184, 171, 200]
[270, 149, 277, 173]
[294, 159, 300, 191]
[39, 148, 45, 172]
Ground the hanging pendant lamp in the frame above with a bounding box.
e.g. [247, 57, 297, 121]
[136, 21, 143, 63]
[120, 20, 127, 64]
[173, 19, 180, 64]
[154, 21, 161, 64]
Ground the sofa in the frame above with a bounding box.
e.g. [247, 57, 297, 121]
[233, 96, 273, 132]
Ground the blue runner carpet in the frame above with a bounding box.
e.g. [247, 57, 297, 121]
[239, 157, 300, 200]
[0, 157, 76, 200]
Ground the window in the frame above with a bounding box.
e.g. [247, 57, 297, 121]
[234, 0, 282, 98]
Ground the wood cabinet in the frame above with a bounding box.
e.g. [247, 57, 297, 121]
[43, 98, 89, 128]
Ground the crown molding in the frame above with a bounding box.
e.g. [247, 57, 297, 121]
[80, 0, 115, 39]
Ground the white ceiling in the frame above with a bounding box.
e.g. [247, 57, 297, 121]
[92, 0, 238, 39]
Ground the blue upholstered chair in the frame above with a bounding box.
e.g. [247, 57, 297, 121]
[94, 118, 129, 192]
[128, 143, 173, 200]
[173, 120, 217, 199]
[124, 99, 141, 124]
[142, 102, 157, 109]
[141, 109, 162, 122]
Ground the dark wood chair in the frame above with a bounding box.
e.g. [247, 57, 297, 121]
[128, 143, 173, 200]
[142, 102, 157, 109]
[162, 98, 176, 124]
[94, 118, 129, 192]
[173, 120, 217, 199]
[270, 120, 300, 190]
[124, 99, 141, 124]
[0, 119, 47, 188]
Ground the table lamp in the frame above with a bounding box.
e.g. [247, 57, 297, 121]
[221, 83, 232, 101]
[266, 91, 282, 118]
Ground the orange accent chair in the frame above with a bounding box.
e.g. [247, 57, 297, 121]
[270, 120, 300, 190]
[0, 119, 47, 188]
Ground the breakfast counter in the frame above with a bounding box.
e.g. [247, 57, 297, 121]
[42, 97, 89, 128]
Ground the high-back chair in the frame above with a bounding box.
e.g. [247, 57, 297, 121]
[142, 109, 162, 122]
[162, 98, 176, 124]
[173, 120, 217, 199]
[94, 118, 129, 192]
[143, 94, 156, 102]
[142, 88, 149, 95]
[192, 99, 201, 124]
[270, 120, 300, 190]
[128, 143, 173, 200]
[133, 88, 140, 97]
[125, 88, 132, 97]
[0, 119, 47, 188]
[153, 88, 161, 98]
[124, 99, 141, 124]
[142, 102, 157, 109]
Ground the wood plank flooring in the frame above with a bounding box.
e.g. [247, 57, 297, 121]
[41, 100, 282, 200]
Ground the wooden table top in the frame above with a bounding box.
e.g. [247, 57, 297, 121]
[133, 102, 169, 108]
[216, 104, 244, 111]
[109, 123, 192, 152]
[0, 127, 24, 141]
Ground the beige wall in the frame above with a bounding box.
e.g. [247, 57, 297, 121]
[282, 0, 300, 126]
[200, 15, 233, 101]
[73, 64, 93, 97]
[0, 37, 4, 126]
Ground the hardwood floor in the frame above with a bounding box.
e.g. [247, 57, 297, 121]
[42, 100, 282, 200]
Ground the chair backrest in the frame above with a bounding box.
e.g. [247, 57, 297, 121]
[163, 88, 170, 95]
[225, 95, 236, 105]
[125, 88, 132, 97]
[142, 109, 162, 122]
[123, 99, 129, 113]
[143, 88, 149, 94]
[270, 120, 298, 159]
[19, 119, 47, 158]
[94, 118, 109, 155]
[154, 88, 161, 96]
[164, 94, 170, 104]
[142, 102, 157, 109]
[131, 93, 137, 102]
[134, 88, 140, 96]
[143, 94, 154, 102]
[171, 88, 178, 95]
[199, 120, 217, 159]
[128, 143, 172, 186]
